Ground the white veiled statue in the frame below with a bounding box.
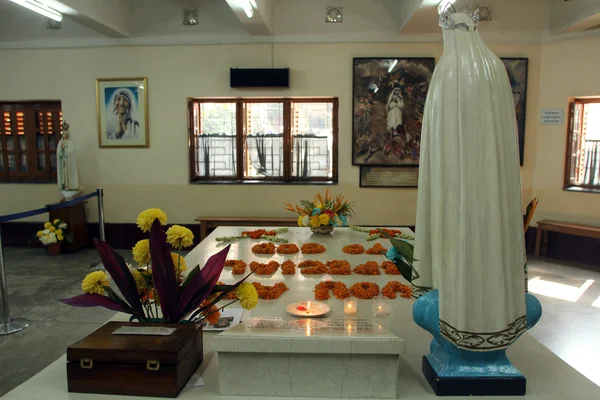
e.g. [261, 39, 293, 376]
[57, 122, 82, 200]
[413, 8, 526, 351]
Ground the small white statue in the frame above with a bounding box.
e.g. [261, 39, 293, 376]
[57, 121, 82, 200]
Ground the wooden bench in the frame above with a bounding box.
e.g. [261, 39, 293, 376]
[195, 217, 298, 241]
[535, 220, 600, 256]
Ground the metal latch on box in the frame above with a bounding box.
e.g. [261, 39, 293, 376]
[80, 358, 93, 369]
[146, 360, 160, 372]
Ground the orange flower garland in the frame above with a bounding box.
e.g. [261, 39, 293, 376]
[281, 260, 296, 275]
[277, 244, 299, 254]
[354, 261, 381, 275]
[249, 261, 280, 275]
[382, 281, 412, 299]
[342, 244, 365, 254]
[301, 243, 326, 254]
[252, 242, 276, 254]
[242, 229, 277, 239]
[252, 282, 288, 299]
[314, 281, 350, 300]
[365, 243, 388, 255]
[326, 260, 352, 275]
[381, 261, 400, 275]
[349, 282, 380, 299]
[369, 228, 402, 237]
[224, 260, 247, 275]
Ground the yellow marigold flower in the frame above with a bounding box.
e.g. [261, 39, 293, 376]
[309, 216, 320, 228]
[319, 213, 330, 225]
[235, 282, 258, 310]
[44, 222, 52, 229]
[132, 239, 151, 265]
[136, 208, 167, 232]
[55, 229, 63, 236]
[57, 235, 64, 241]
[171, 253, 187, 273]
[49, 226, 56, 232]
[53, 219, 60, 224]
[166, 225, 194, 248]
[297, 215, 304, 227]
[36, 231, 43, 238]
[130, 269, 145, 294]
[82, 271, 110, 295]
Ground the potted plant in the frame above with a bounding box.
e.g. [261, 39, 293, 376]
[35, 219, 72, 256]
[284, 190, 355, 235]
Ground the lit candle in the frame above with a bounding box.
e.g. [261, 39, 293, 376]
[344, 298, 357, 316]
[372, 296, 391, 317]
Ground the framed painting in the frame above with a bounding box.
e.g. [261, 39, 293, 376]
[352, 57, 435, 166]
[96, 78, 149, 148]
[501, 58, 528, 165]
[359, 166, 419, 188]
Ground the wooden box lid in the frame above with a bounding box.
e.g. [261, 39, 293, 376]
[67, 322, 201, 365]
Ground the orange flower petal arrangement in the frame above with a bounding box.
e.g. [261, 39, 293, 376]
[365, 243, 388, 255]
[277, 243, 299, 254]
[354, 261, 381, 275]
[249, 261, 280, 275]
[252, 242, 276, 255]
[281, 260, 297, 275]
[314, 281, 351, 300]
[381, 261, 400, 275]
[252, 282, 289, 300]
[342, 244, 365, 254]
[225, 260, 247, 275]
[382, 281, 413, 299]
[349, 282, 380, 299]
[216, 228, 289, 243]
[350, 226, 414, 241]
[285, 190, 355, 235]
[300, 261, 329, 275]
[326, 260, 352, 275]
[300, 243, 326, 254]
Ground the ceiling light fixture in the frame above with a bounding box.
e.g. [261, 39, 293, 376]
[438, 0, 456, 15]
[388, 60, 398, 73]
[243, 0, 254, 18]
[9, 0, 63, 22]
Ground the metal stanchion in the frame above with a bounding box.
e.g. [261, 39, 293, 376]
[97, 187, 106, 242]
[0, 224, 29, 335]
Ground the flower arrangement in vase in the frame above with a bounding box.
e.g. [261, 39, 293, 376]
[60, 208, 258, 324]
[284, 190, 355, 235]
[35, 219, 72, 256]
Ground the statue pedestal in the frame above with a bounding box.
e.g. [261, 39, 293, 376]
[413, 290, 542, 396]
[47, 201, 89, 251]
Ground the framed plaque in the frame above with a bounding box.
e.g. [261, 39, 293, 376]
[359, 166, 418, 188]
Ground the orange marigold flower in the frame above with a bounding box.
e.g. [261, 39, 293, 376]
[225, 259, 247, 275]
[281, 260, 296, 275]
[242, 229, 277, 239]
[342, 244, 365, 254]
[381, 261, 400, 275]
[249, 261, 280, 275]
[354, 261, 381, 275]
[369, 228, 402, 236]
[276, 244, 299, 254]
[326, 260, 352, 275]
[365, 243, 388, 255]
[314, 281, 350, 300]
[252, 282, 288, 299]
[349, 282, 380, 299]
[382, 281, 412, 299]
[252, 242, 276, 254]
[301, 243, 326, 254]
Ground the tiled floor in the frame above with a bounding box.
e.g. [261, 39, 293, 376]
[0, 247, 599, 396]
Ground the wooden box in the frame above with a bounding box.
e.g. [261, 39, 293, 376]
[67, 322, 203, 398]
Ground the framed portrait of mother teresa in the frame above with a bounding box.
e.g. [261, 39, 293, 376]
[96, 77, 149, 148]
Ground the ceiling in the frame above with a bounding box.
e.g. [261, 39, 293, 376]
[0, 0, 598, 49]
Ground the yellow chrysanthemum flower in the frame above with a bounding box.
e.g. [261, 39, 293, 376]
[55, 229, 63, 236]
[136, 208, 167, 233]
[171, 253, 188, 273]
[53, 219, 60, 224]
[36, 231, 43, 238]
[130, 269, 146, 294]
[166, 225, 194, 248]
[57, 235, 64, 241]
[235, 282, 258, 310]
[309, 216, 320, 228]
[82, 271, 110, 295]
[132, 239, 151, 265]
[297, 215, 304, 227]
[44, 222, 52, 229]
[48, 226, 56, 232]
[319, 213, 330, 225]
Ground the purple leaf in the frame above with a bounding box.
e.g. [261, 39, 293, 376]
[93, 238, 145, 319]
[178, 245, 230, 319]
[59, 294, 133, 314]
[149, 219, 179, 322]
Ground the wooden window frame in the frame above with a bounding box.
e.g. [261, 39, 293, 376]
[564, 97, 600, 193]
[0, 101, 62, 183]
[188, 97, 338, 184]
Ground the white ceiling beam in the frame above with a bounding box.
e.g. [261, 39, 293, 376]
[45, 0, 133, 38]
[550, 0, 600, 34]
[224, 0, 273, 36]
[383, 0, 425, 32]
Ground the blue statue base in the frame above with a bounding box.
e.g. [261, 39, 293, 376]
[413, 290, 542, 396]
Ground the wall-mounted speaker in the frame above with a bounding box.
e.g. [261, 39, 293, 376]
[230, 68, 290, 88]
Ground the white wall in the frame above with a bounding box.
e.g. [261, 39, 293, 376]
[0, 40, 540, 225]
